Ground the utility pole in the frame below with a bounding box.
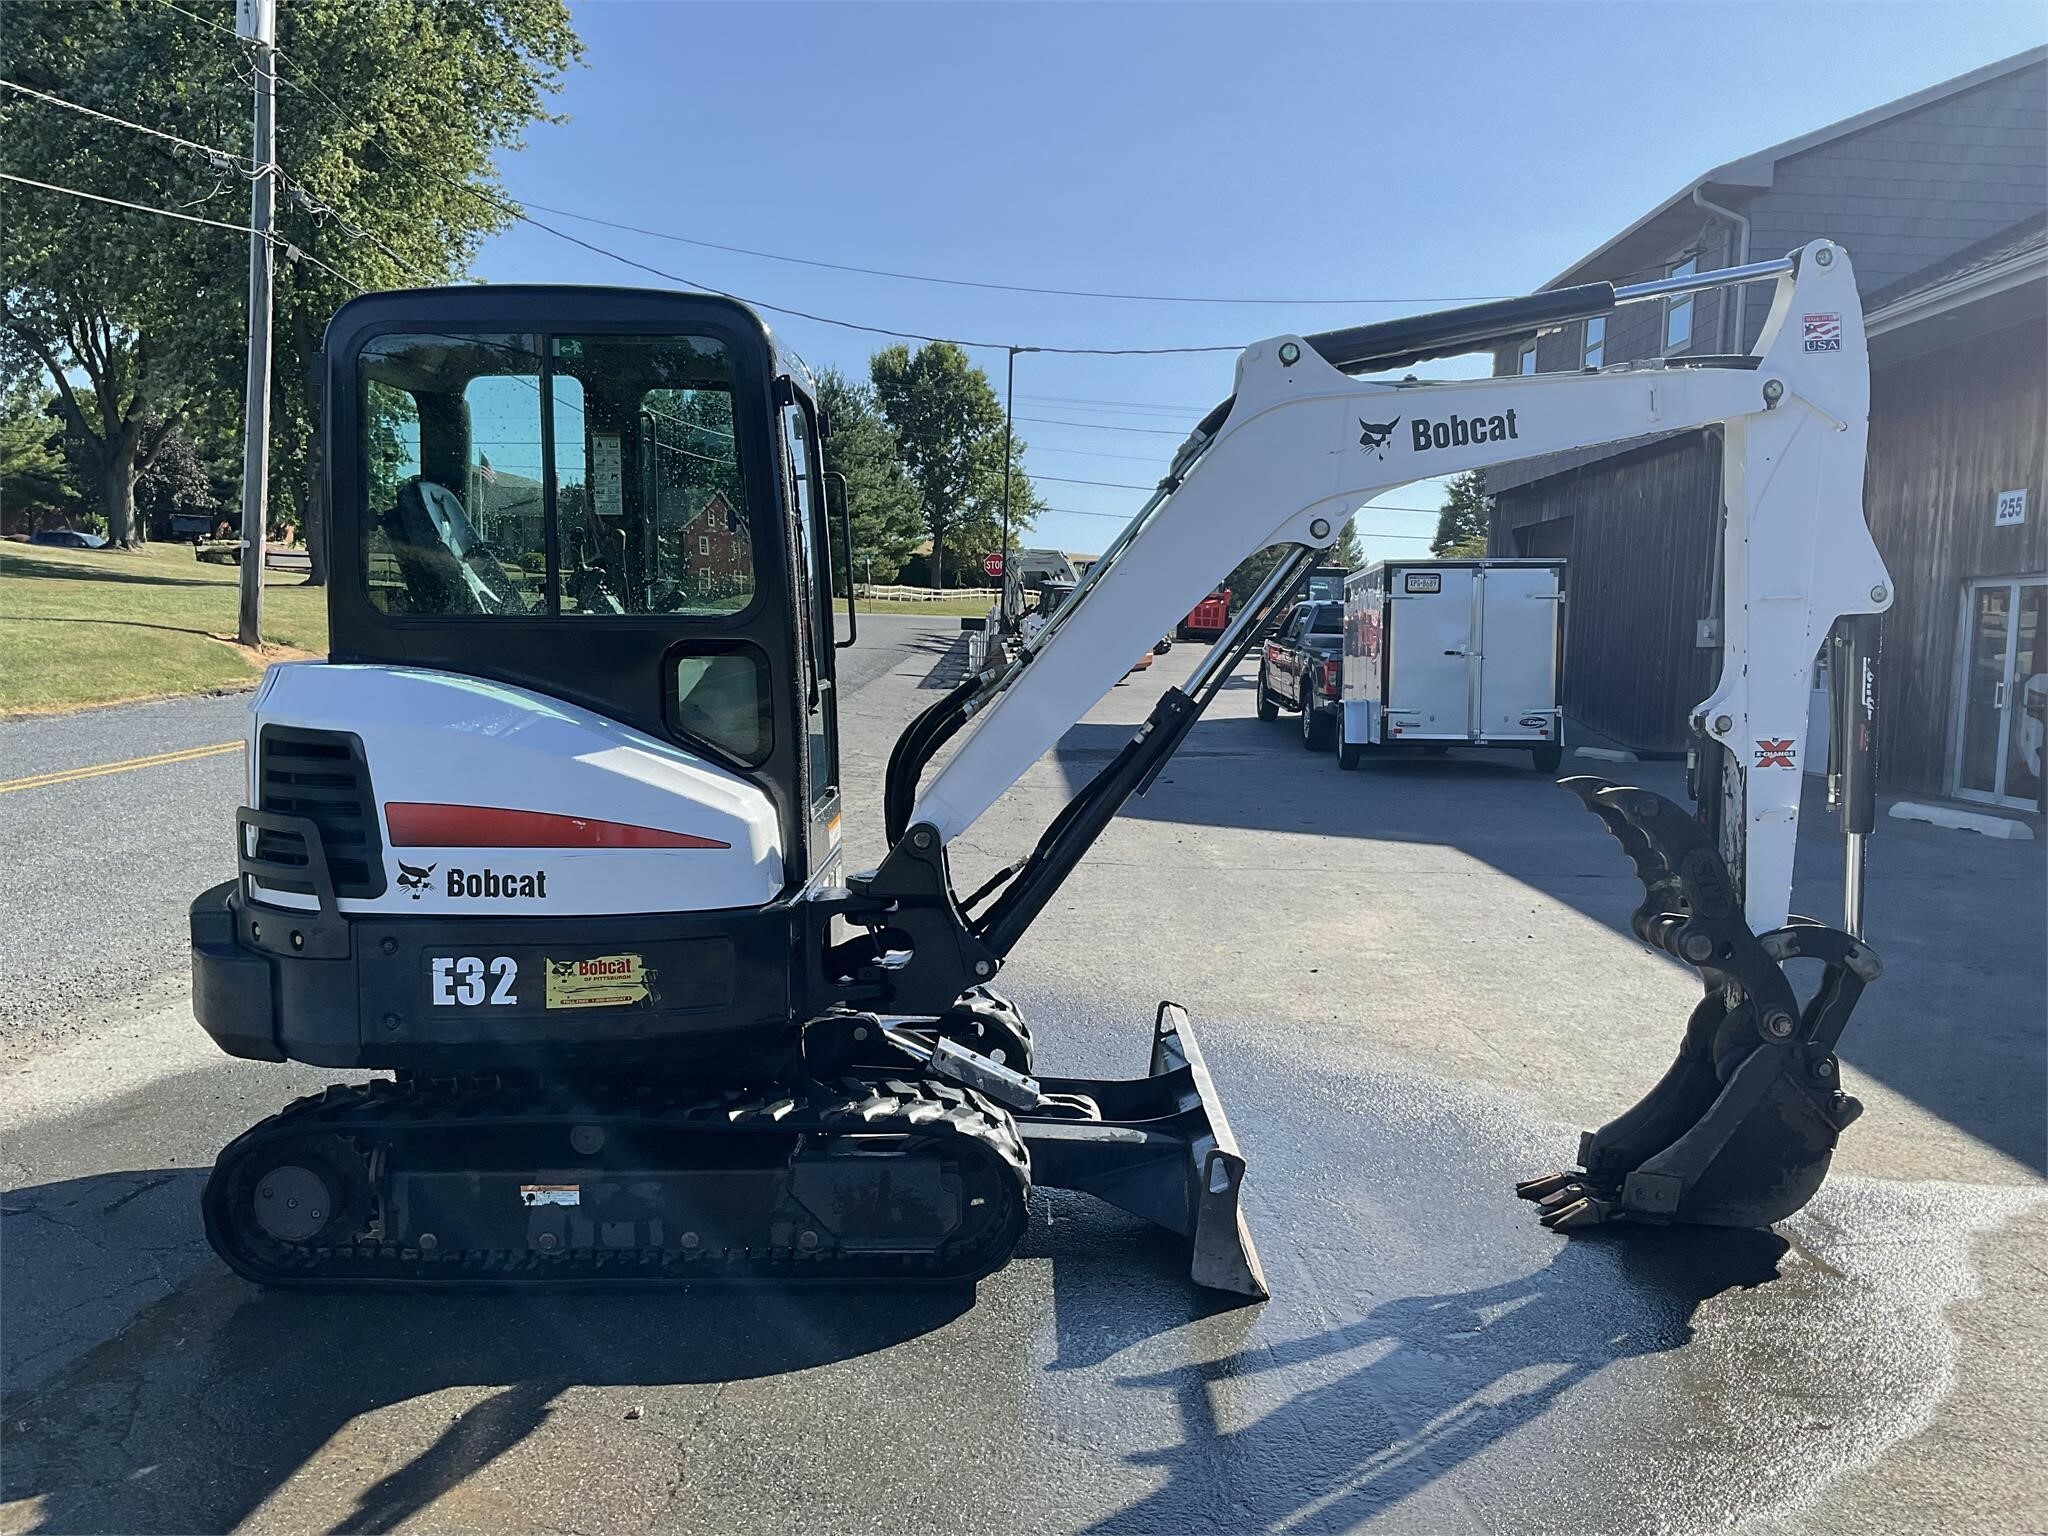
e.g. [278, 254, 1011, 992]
[234, 0, 277, 648]
[999, 345, 1037, 633]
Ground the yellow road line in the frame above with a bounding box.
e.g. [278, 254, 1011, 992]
[0, 740, 243, 795]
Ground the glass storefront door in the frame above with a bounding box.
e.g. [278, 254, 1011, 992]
[1953, 578, 2047, 810]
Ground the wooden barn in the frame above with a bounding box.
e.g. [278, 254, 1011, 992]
[1485, 49, 2047, 814]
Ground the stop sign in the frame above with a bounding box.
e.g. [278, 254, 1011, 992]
[983, 552, 1005, 578]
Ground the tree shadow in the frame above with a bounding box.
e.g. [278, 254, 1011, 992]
[0, 615, 232, 641]
[0, 551, 232, 589]
[1067, 1227, 1789, 1535]
[0, 1169, 974, 1536]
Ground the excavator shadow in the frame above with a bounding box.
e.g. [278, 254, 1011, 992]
[1066, 1227, 1789, 1535]
[0, 1168, 975, 1536]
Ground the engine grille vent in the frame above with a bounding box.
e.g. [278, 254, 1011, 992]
[255, 726, 387, 898]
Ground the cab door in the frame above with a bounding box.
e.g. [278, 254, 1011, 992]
[779, 387, 843, 882]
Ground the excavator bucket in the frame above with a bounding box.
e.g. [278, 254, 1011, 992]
[1020, 1003, 1269, 1301]
[1517, 778, 1883, 1232]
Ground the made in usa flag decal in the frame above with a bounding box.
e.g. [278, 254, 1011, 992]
[1802, 313, 1842, 352]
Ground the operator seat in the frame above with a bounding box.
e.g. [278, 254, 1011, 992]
[375, 478, 526, 616]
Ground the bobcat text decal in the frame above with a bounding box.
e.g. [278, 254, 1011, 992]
[1411, 410, 1520, 452]
[445, 866, 550, 899]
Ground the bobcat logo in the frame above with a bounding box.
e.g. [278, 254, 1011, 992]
[550, 960, 578, 980]
[396, 861, 437, 899]
[1358, 418, 1400, 460]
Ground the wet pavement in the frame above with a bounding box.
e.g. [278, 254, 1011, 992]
[3, 1031, 2035, 1535]
[3, 629, 2043, 1534]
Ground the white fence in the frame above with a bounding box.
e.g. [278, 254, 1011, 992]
[854, 583, 996, 603]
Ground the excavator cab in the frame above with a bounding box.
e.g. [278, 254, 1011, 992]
[325, 287, 849, 892]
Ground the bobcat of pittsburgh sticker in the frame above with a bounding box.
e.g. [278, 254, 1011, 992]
[544, 953, 655, 1010]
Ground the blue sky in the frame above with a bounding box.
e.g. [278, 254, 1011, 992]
[476, 2, 2046, 560]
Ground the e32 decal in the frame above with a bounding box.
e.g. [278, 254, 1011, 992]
[430, 955, 518, 1006]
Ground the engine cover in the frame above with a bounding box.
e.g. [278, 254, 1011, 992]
[250, 663, 783, 916]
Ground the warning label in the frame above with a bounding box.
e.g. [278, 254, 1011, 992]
[544, 953, 655, 1010]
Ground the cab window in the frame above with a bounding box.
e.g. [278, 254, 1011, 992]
[355, 331, 754, 620]
[552, 333, 753, 617]
[359, 333, 546, 617]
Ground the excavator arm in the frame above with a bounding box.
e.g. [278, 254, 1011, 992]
[852, 240, 1892, 1266]
[901, 239, 1889, 935]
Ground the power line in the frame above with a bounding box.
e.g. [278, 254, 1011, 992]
[244, 43, 1248, 358]
[1024, 443, 1170, 464]
[515, 196, 1512, 309]
[119, 0, 1499, 360]
[1018, 392, 1211, 417]
[1018, 415, 1186, 437]
[0, 78, 257, 169]
[153, 0, 248, 44]
[0, 74, 437, 293]
[1037, 503, 1440, 537]
[0, 170, 267, 237]
[1033, 471, 1161, 491]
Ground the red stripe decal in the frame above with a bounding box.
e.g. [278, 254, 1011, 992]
[384, 803, 731, 850]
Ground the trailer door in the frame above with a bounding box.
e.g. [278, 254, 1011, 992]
[1476, 565, 1562, 741]
[1386, 566, 1473, 739]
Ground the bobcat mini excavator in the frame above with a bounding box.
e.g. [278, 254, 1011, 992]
[190, 240, 1891, 1298]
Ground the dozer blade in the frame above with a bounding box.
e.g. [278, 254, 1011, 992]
[1519, 779, 1882, 1232]
[1020, 1002, 1269, 1302]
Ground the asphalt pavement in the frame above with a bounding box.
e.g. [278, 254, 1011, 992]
[2, 625, 2044, 1535]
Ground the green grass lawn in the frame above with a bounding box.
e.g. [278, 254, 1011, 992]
[0, 541, 328, 714]
[854, 595, 998, 617]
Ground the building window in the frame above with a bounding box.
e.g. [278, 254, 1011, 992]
[1665, 256, 1697, 352]
[1584, 316, 1605, 369]
[1518, 344, 1536, 376]
[698, 533, 710, 555]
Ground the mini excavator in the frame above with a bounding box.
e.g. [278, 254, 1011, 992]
[190, 240, 1890, 1298]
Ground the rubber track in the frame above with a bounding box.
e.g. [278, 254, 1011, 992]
[202, 1074, 1031, 1288]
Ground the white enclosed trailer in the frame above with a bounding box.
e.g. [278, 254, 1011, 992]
[1338, 557, 1566, 772]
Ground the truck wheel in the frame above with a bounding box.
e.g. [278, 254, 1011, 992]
[1531, 742, 1564, 775]
[1337, 737, 1362, 771]
[1256, 667, 1279, 722]
[1301, 686, 1334, 750]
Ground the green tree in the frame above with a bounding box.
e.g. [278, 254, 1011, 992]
[1332, 515, 1365, 569]
[1, 0, 581, 566]
[0, 388, 81, 529]
[1431, 470, 1492, 556]
[817, 367, 920, 586]
[869, 342, 1036, 588]
[134, 423, 221, 534]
